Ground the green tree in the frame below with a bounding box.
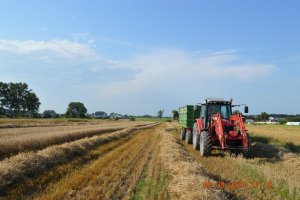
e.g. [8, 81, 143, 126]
[23, 92, 41, 117]
[172, 110, 179, 120]
[0, 82, 40, 117]
[260, 112, 269, 121]
[278, 119, 287, 125]
[66, 102, 87, 118]
[0, 82, 8, 115]
[157, 109, 164, 119]
[7, 83, 29, 115]
[129, 116, 135, 121]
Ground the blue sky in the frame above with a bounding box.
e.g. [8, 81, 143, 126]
[0, 0, 300, 115]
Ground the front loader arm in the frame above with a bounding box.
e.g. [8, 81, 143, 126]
[211, 113, 225, 149]
[230, 113, 250, 149]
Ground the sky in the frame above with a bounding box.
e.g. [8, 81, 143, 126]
[0, 0, 300, 116]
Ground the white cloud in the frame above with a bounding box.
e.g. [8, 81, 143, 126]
[0, 40, 276, 114]
[95, 49, 275, 98]
[0, 39, 99, 59]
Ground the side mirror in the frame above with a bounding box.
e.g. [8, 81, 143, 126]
[193, 105, 199, 111]
[244, 106, 249, 113]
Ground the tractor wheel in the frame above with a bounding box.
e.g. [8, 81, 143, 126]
[180, 128, 186, 140]
[242, 149, 250, 158]
[192, 123, 200, 150]
[185, 130, 192, 144]
[229, 149, 241, 157]
[242, 133, 251, 158]
[199, 131, 212, 157]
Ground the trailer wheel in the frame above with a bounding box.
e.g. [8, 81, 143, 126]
[180, 128, 186, 140]
[199, 131, 212, 157]
[193, 123, 200, 150]
[185, 130, 192, 144]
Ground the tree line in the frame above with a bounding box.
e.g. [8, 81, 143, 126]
[0, 82, 40, 117]
[0, 81, 90, 118]
[245, 112, 300, 124]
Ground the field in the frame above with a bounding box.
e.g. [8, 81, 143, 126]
[0, 119, 299, 200]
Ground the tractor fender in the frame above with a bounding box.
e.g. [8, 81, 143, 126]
[196, 118, 203, 134]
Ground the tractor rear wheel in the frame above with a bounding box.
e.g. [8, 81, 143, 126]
[185, 130, 192, 144]
[199, 131, 212, 157]
[193, 123, 200, 150]
[180, 128, 186, 140]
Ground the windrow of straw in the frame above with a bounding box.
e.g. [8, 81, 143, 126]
[0, 121, 151, 159]
[159, 124, 227, 200]
[0, 122, 159, 192]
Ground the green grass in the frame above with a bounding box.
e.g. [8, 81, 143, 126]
[133, 132, 170, 200]
[136, 117, 172, 122]
[238, 161, 293, 200]
[133, 174, 170, 200]
[247, 124, 300, 153]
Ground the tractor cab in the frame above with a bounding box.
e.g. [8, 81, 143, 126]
[195, 98, 232, 129]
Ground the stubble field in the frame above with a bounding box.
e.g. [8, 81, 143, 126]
[0, 119, 299, 200]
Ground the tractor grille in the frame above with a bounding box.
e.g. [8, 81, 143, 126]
[223, 125, 233, 134]
[226, 139, 243, 147]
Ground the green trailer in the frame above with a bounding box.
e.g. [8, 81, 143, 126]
[178, 105, 200, 143]
[179, 105, 200, 128]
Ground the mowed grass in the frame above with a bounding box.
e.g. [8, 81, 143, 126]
[0, 123, 158, 196]
[0, 119, 152, 159]
[247, 124, 300, 153]
[34, 125, 164, 200]
[2, 135, 133, 199]
[0, 118, 99, 128]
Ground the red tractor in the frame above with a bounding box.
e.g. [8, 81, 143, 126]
[187, 98, 251, 157]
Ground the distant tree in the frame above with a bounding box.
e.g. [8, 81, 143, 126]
[157, 110, 164, 119]
[0, 82, 8, 115]
[286, 116, 300, 122]
[233, 110, 240, 115]
[129, 116, 135, 121]
[0, 82, 40, 117]
[260, 112, 269, 121]
[278, 119, 287, 125]
[172, 110, 179, 120]
[43, 110, 57, 118]
[142, 115, 153, 118]
[6, 82, 29, 116]
[65, 102, 87, 118]
[23, 92, 40, 117]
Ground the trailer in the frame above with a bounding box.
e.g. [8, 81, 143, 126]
[178, 105, 200, 144]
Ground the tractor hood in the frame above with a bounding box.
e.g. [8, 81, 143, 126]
[221, 119, 233, 126]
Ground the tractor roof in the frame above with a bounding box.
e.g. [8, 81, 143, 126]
[202, 98, 231, 104]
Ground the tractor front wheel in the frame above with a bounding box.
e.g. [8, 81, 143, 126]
[185, 130, 192, 144]
[243, 133, 251, 158]
[199, 131, 212, 157]
[180, 128, 186, 140]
